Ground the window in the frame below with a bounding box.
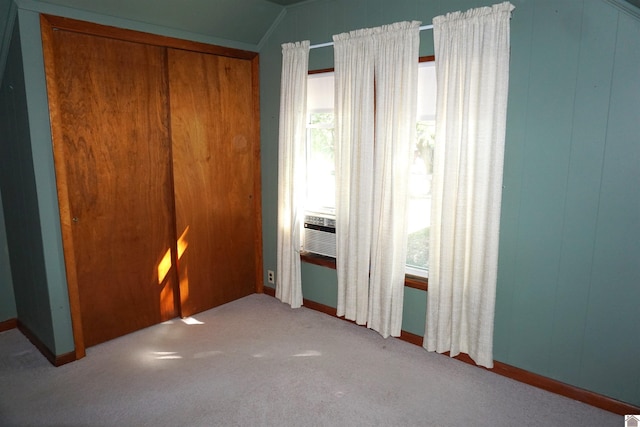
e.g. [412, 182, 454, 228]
[305, 60, 436, 278]
[407, 60, 436, 277]
[306, 71, 335, 216]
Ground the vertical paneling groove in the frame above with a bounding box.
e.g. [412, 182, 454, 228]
[549, 0, 618, 386]
[580, 9, 640, 401]
[506, 0, 583, 373]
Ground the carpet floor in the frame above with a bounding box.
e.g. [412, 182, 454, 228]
[0, 294, 623, 426]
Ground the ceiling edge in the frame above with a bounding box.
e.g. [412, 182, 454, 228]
[603, 0, 640, 20]
[0, 0, 18, 87]
[283, 0, 321, 9]
[257, 6, 287, 52]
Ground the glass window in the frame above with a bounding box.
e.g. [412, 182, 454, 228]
[305, 61, 436, 278]
[406, 60, 436, 278]
[306, 72, 335, 215]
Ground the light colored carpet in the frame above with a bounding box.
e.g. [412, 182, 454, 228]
[0, 294, 623, 426]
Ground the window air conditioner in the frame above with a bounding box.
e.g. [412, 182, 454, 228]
[303, 213, 336, 258]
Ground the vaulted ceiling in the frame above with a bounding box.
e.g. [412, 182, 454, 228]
[25, 0, 640, 50]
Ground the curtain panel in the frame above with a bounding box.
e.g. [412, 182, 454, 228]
[276, 41, 310, 309]
[333, 28, 376, 325]
[424, 2, 514, 368]
[368, 23, 420, 337]
[334, 21, 420, 337]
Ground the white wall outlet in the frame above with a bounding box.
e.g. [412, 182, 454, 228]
[267, 270, 275, 284]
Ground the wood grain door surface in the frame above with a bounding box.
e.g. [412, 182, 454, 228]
[168, 49, 257, 317]
[47, 30, 179, 347]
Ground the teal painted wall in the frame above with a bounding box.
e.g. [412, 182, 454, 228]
[259, 0, 640, 407]
[0, 184, 16, 322]
[0, 0, 17, 323]
[1, 0, 16, 82]
[16, 8, 76, 354]
[494, 0, 640, 405]
[0, 18, 55, 345]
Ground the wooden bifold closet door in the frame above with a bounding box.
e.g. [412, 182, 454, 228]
[44, 29, 178, 348]
[168, 49, 257, 317]
[41, 16, 262, 354]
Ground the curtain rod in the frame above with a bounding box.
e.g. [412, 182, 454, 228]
[309, 24, 433, 50]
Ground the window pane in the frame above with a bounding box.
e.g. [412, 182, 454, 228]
[406, 120, 435, 276]
[308, 72, 334, 113]
[306, 112, 335, 214]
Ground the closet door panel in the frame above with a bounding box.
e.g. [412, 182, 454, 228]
[168, 49, 257, 316]
[48, 30, 178, 346]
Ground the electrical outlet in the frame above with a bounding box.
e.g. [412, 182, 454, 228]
[267, 270, 275, 284]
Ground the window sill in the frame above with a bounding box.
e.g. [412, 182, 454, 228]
[300, 251, 428, 292]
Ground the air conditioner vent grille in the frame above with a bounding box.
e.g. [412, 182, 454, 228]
[303, 214, 336, 258]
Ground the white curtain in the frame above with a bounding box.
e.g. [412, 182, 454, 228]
[424, 2, 514, 368]
[368, 23, 420, 337]
[334, 28, 375, 326]
[334, 22, 420, 337]
[276, 41, 309, 309]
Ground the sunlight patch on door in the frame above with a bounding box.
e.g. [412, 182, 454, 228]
[178, 226, 190, 308]
[177, 226, 189, 259]
[156, 226, 189, 286]
[157, 247, 173, 284]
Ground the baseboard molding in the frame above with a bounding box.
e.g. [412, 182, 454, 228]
[17, 321, 77, 367]
[0, 317, 18, 332]
[261, 287, 639, 415]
